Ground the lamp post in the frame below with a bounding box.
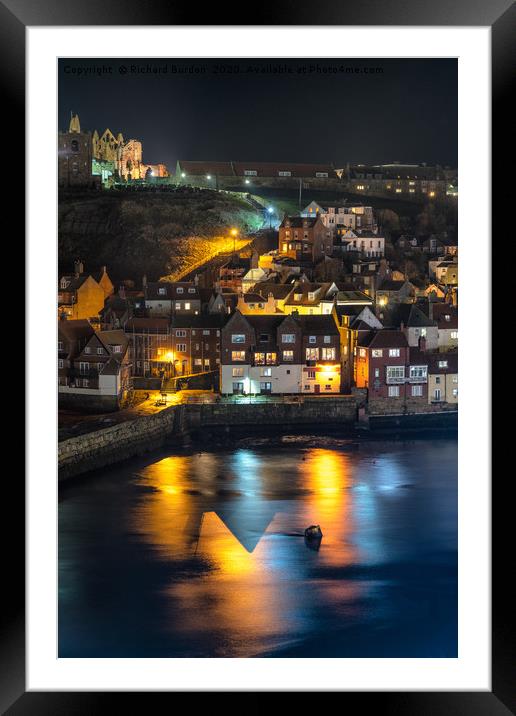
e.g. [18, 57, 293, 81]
[230, 227, 238, 254]
[267, 206, 274, 230]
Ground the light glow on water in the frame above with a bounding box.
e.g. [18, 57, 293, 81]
[59, 440, 458, 658]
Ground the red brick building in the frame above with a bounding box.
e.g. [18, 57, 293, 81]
[355, 330, 429, 414]
[278, 216, 333, 263]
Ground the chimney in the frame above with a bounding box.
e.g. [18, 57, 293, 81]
[100, 265, 107, 275]
[74, 260, 84, 277]
[142, 274, 147, 288]
[418, 335, 427, 351]
[194, 274, 199, 286]
[119, 285, 126, 299]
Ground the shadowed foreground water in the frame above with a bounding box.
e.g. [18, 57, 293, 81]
[58, 437, 457, 657]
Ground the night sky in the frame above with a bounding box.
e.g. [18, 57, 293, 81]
[58, 58, 457, 169]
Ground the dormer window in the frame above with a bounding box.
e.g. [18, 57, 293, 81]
[188, 288, 196, 294]
[60, 278, 69, 289]
[308, 292, 315, 301]
[112, 345, 122, 353]
[176, 287, 184, 294]
[158, 287, 166, 295]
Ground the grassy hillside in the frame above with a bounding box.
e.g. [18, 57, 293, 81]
[58, 189, 263, 282]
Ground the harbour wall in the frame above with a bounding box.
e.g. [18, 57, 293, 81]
[58, 398, 358, 480]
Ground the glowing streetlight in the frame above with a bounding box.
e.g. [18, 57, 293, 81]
[245, 179, 250, 185]
[206, 174, 212, 180]
[181, 172, 186, 178]
[230, 228, 239, 252]
[267, 206, 274, 229]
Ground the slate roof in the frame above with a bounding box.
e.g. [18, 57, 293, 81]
[358, 329, 408, 349]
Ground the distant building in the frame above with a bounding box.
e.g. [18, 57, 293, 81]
[58, 113, 99, 189]
[175, 160, 338, 189]
[337, 163, 455, 200]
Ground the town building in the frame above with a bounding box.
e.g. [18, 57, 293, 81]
[427, 352, 458, 404]
[354, 330, 430, 414]
[278, 216, 333, 263]
[220, 312, 343, 395]
[58, 261, 108, 320]
[282, 282, 338, 315]
[375, 279, 416, 307]
[144, 282, 201, 317]
[333, 229, 385, 257]
[427, 303, 458, 351]
[125, 317, 173, 378]
[218, 255, 253, 292]
[301, 201, 377, 232]
[58, 324, 132, 411]
[380, 303, 439, 351]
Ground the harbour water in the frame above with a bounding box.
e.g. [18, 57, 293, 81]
[58, 436, 457, 657]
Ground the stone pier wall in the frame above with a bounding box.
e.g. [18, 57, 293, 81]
[58, 397, 358, 480]
[58, 406, 177, 480]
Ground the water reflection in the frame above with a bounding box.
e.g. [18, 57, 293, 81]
[129, 448, 367, 655]
[59, 440, 458, 657]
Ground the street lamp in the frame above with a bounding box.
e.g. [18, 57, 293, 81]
[230, 227, 239, 253]
[267, 206, 274, 229]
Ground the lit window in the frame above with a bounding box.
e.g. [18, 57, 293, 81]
[321, 347, 335, 360]
[283, 350, 294, 361]
[389, 348, 400, 357]
[372, 349, 383, 358]
[232, 351, 245, 362]
[387, 366, 405, 380]
[232, 367, 244, 377]
[306, 348, 319, 361]
[409, 365, 427, 379]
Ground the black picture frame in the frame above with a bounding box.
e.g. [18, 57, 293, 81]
[6, 0, 509, 710]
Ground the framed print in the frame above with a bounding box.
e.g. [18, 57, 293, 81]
[4, 0, 511, 710]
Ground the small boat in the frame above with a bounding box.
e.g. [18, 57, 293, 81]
[304, 525, 323, 540]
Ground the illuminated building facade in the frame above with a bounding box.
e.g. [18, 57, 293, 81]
[220, 312, 343, 395]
